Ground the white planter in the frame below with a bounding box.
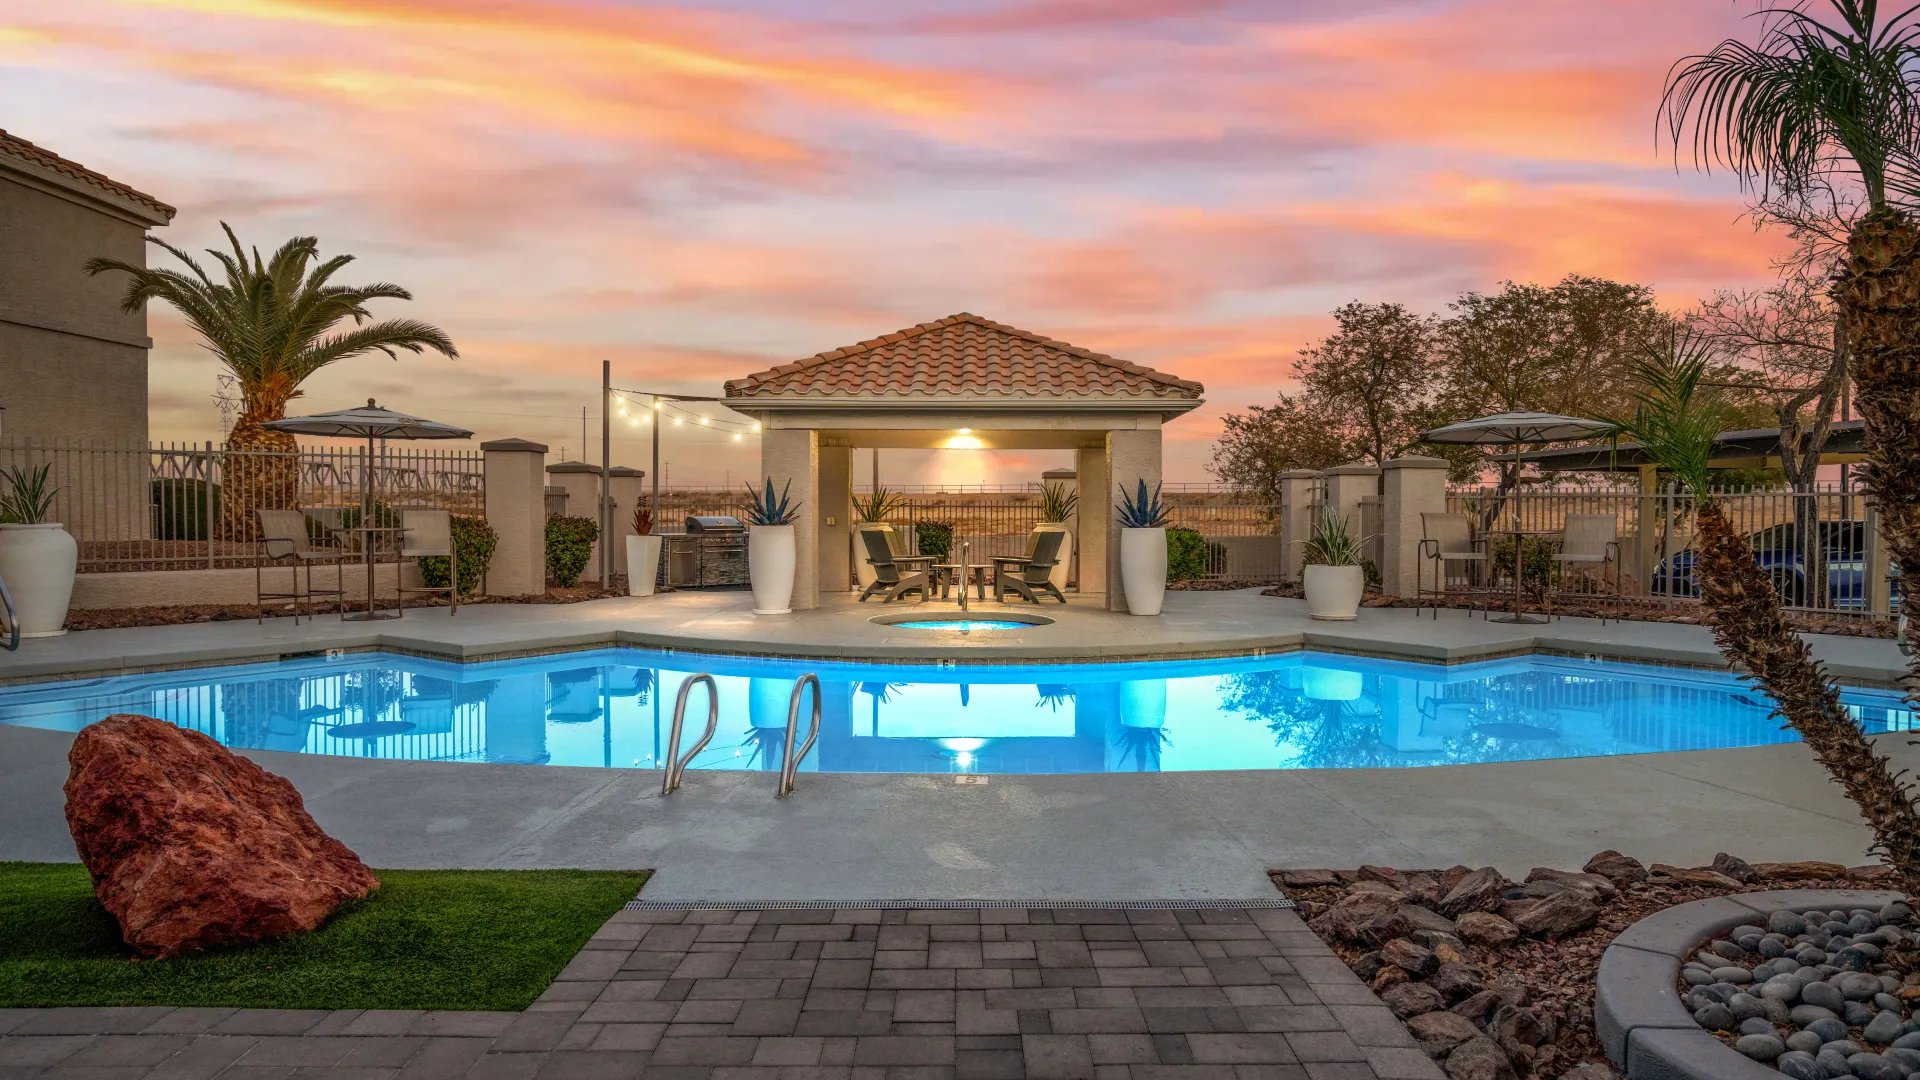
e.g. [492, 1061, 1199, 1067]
[1304, 564, 1364, 621]
[1119, 526, 1167, 616]
[749, 524, 796, 614]
[853, 523, 898, 590]
[625, 534, 662, 597]
[1034, 523, 1072, 592]
[1302, 666, 1363, 701]
[0, 523, 76, 637]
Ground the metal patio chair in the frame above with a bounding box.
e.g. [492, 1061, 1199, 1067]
[396, 508, 459, 614]
[1416, 512, 1487, 618]
[994, 528, 1067, 604]
[858, 527, 933, 602]
[255, 508, 347, 624]
[1547, 513, 1622, 624]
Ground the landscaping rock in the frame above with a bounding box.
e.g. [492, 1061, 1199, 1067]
[1358, 864, 1409, 889]
[1456, 911, 1520, 947]
[1713, 852, 1758, 883]
[1649, 863, 1743, 889]
[1490, 1004, 1549, 1055]
[1383, 937, 1439, 976]
[1407, 1010, 1482, 1057]
[63, 714, 378, 959]
[1430, 962, 1487, 1002]
[1278, 868, 1340, 889]
[1561, 1065, 1618, 1080]
[1864, 1010, 1904, 1046]
[1775, 1050, 1821, 1080]
[1524, 867, 1617, 900]
[1401, 904, 1460, 935]
[1380, 980, 1447, 1018]
[1581, 849, 1648, 885]
[1752, 861, 1848, 881]
[1451, 990, 1500, 1021]
[1770, 910, 1810, 936]
[1310, 891, 1400, 943]
[1361, 909, 1418, 946]
[1845, 1051, 1902, 1080]
[1443, 1036, 1516, 1080]
[1737, 1033, 1788, 1061]
[1513, 891, 1600, 939]
[1438, 867, 1511, 917]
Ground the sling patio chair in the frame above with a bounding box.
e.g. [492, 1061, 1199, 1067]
[858, 527, 934, 602]
[255, 508, 347, 624]
[1546, 513, 1622, 624]
[1416, 512, 1488, 619]
[993, 528, 1067, 604]
[396, 508, 460, 615]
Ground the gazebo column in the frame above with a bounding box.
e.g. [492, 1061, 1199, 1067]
[1105, 427, 1162, 612]
[819, 443, 852, 594]
[761, 428, 821, 610]
[1075, 441, 1111, 599]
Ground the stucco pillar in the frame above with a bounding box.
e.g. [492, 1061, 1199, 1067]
[819, 444, 852, 593]
[761, 428, 821, 610]
[1075, 444, 1110, 596]
[1323, 464, 1379, 537]
[1277, 470, 1321, 583]
[606, 466, 645, 576]
[1380, 456, 1449, 600]
[482, 438, 548, 596]
[1106, 427, 1162, 612]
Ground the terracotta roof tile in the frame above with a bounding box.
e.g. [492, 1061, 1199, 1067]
[0, 130, 175, 220]
[724, 313, 1202, 400]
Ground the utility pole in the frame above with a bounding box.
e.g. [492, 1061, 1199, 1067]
[600, 361, 611, 589]
[651, 394, 661, 530]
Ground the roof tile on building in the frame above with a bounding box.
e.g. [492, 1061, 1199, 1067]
[724, 313, 1203, 400]
[0, 130, 175, 220]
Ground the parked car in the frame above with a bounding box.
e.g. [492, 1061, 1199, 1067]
[1654, 520, 1901, 609]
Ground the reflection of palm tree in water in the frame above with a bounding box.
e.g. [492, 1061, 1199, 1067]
[1112, 725, 1171, 771]
[1034, 684, 1075, 712]
[345, 669, 407, 724]
[219, 677, 307, 749]
[740, 725, 788, 770]
[858, 681, 904, 735]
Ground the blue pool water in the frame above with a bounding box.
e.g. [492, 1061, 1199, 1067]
[0, 649, 1910, 775]
[892, 620, 1033, 631]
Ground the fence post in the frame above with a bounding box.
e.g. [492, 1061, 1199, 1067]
[205, 441, 217, 568]
[1380, 456, 1449, 599]
[1277, 471, 1320, 583]
[482, 438, 550, 596]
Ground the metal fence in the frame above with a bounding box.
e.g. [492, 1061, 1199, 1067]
[1, 440, 484, 573]
[1444, 483, 1896, 618]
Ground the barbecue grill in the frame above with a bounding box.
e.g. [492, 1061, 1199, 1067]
[666, 516, 749, 587]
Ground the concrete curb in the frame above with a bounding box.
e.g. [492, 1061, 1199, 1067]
[1596, 888, 1903, 1079]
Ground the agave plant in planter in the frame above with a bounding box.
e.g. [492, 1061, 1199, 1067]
[743, 478, 802, 614]
[1033, 481, 1079, 594]
[626, 504, 663, 597]
[0, 463, 76, 637]
[851, 487, 906, 591]
[1298, 513, 1368, 621]
[1116, 480, 1170, 616]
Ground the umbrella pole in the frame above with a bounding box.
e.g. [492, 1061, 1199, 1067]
[1513, 442, 1522, 620]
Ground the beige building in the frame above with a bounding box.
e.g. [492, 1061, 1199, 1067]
[0, 130, 174, 447]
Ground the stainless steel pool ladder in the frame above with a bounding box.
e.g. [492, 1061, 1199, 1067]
[660, 674, 719, 795]
[958, 541, 970, 613]
[0, 570, 16, 651]
[776, 674, 822, 797]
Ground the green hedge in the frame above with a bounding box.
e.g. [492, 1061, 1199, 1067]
[545, 515, 599, 588]
[1166, 527, 1209, 583]
[914, 519, 955, 560]
[418, 515, 498, 596]
[150, 479, 219, 542]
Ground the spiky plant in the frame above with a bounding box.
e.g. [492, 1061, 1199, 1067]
[1610, 329, 1920, 892]
[741, 478, 800, 526]
[1116, 480, 1170, 529]
[1661, 0, 1920, 676]
[1039, 481, 1079, 523]
[1298, 513, 1367, 568]
[0, 463, 57, 525]
[852, 487, 906, 523]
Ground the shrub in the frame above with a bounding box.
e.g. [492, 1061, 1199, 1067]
[914, 519, 955, 560]
[340, 501, 402, 532]
[1488, 534, 1555, 598]
[545, 514, 599, 588]
[1166, 527, 1208, 583]
[151, 479, 219, 541]
[418, 515, 498, 597]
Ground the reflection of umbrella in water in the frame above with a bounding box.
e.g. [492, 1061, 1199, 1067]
[1421, 412, 1615, 625]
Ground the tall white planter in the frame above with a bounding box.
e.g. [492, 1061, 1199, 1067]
[625, 534, 662, 597]
[853, 523, 898, 590]
[1034, 522, 1073, 593]
[1304, 564, 1364, 621]
[749, 524, 796, 614]
[0, 523, 77, 637]
[1119, 526, 1167, 616]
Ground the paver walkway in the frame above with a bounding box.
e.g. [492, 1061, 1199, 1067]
[0, 906, 1439, 1080]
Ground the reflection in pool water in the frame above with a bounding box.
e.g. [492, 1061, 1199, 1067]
[0, 649, 1910, 775]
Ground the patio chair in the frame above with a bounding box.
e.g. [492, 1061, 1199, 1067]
[858, 527, 933, 602]
[1416, 512, 1487, 618]
[994, 528, 1067, 604]
[255, 508, 347, 624]
[1547, 513, 1622, 624]
[396, 509, 459, 615]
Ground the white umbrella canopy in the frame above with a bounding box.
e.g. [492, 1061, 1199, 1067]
[263, 399, 473, 441]
[1420, 411, 1615, 446]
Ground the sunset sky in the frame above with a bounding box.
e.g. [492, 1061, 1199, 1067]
[3, 0, 1795, 486]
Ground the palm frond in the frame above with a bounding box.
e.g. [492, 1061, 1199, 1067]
[1601, 329, 1730, 496]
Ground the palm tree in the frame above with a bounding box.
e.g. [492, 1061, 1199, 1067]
[1610, 330, 1920, 892]
[86, 224, 456, 538]
[1660, 0, 1920, 669]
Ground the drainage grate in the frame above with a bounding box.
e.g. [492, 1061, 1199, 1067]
[624, 897, 1294, 911]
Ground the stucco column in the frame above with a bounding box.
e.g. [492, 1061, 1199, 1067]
[1323, 464, 1379, 536]
[482, 438, 548, 596]
[1106, 427, 1162, 612]
[1277, 470, 1321, 583]
[819, 444, 852, 593]
[761, 428, 821, 610]
[1075, 444, 1111, 597]
[1380, 456, 1449, 599]
[606, 467, 645, 575]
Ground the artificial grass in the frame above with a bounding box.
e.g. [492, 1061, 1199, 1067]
[0, 862, 647, 1010]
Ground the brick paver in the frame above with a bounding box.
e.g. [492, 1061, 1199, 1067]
[0, 907, 1441, 1080]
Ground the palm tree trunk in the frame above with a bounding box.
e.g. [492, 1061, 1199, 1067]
[1693, 498, 1920, 892]
[1837, 208, 1920, 678]
[220, 408, 300, 543]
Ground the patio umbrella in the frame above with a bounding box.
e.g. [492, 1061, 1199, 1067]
[1421, 412, 1616, 623]
[264, 399, 473, 518]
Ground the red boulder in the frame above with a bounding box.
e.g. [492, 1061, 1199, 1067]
[63, 714, 377, 959]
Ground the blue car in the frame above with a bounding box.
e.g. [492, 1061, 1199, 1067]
[1654, 520, 1900, 610]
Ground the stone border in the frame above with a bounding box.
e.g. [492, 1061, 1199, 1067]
[866, 611, 1058, 628]
[1595, 888, 1902, 1080]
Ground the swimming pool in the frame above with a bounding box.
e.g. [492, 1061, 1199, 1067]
[0, 649, 1910, 775]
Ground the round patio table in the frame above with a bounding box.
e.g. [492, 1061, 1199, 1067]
[340, 525, 405, 622]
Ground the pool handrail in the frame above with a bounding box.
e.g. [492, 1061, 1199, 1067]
[661, 674, 719, 795]
[0, 571, 15, 652]
[776, 673, 821, 797]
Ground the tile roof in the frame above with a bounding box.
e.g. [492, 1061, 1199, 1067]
[0, 130, 175, 221]
[724, 313, 1203, 401]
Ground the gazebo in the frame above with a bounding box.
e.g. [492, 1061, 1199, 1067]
[723, 313, 1204, 611]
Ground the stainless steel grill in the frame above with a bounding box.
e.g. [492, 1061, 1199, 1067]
[666, 517, 748, 587]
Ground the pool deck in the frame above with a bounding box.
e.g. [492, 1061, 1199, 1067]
[1, 589, 1912, 902]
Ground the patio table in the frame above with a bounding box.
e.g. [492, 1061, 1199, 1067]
[340, 525, 405, 622]
[934, 563, 990, 602]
